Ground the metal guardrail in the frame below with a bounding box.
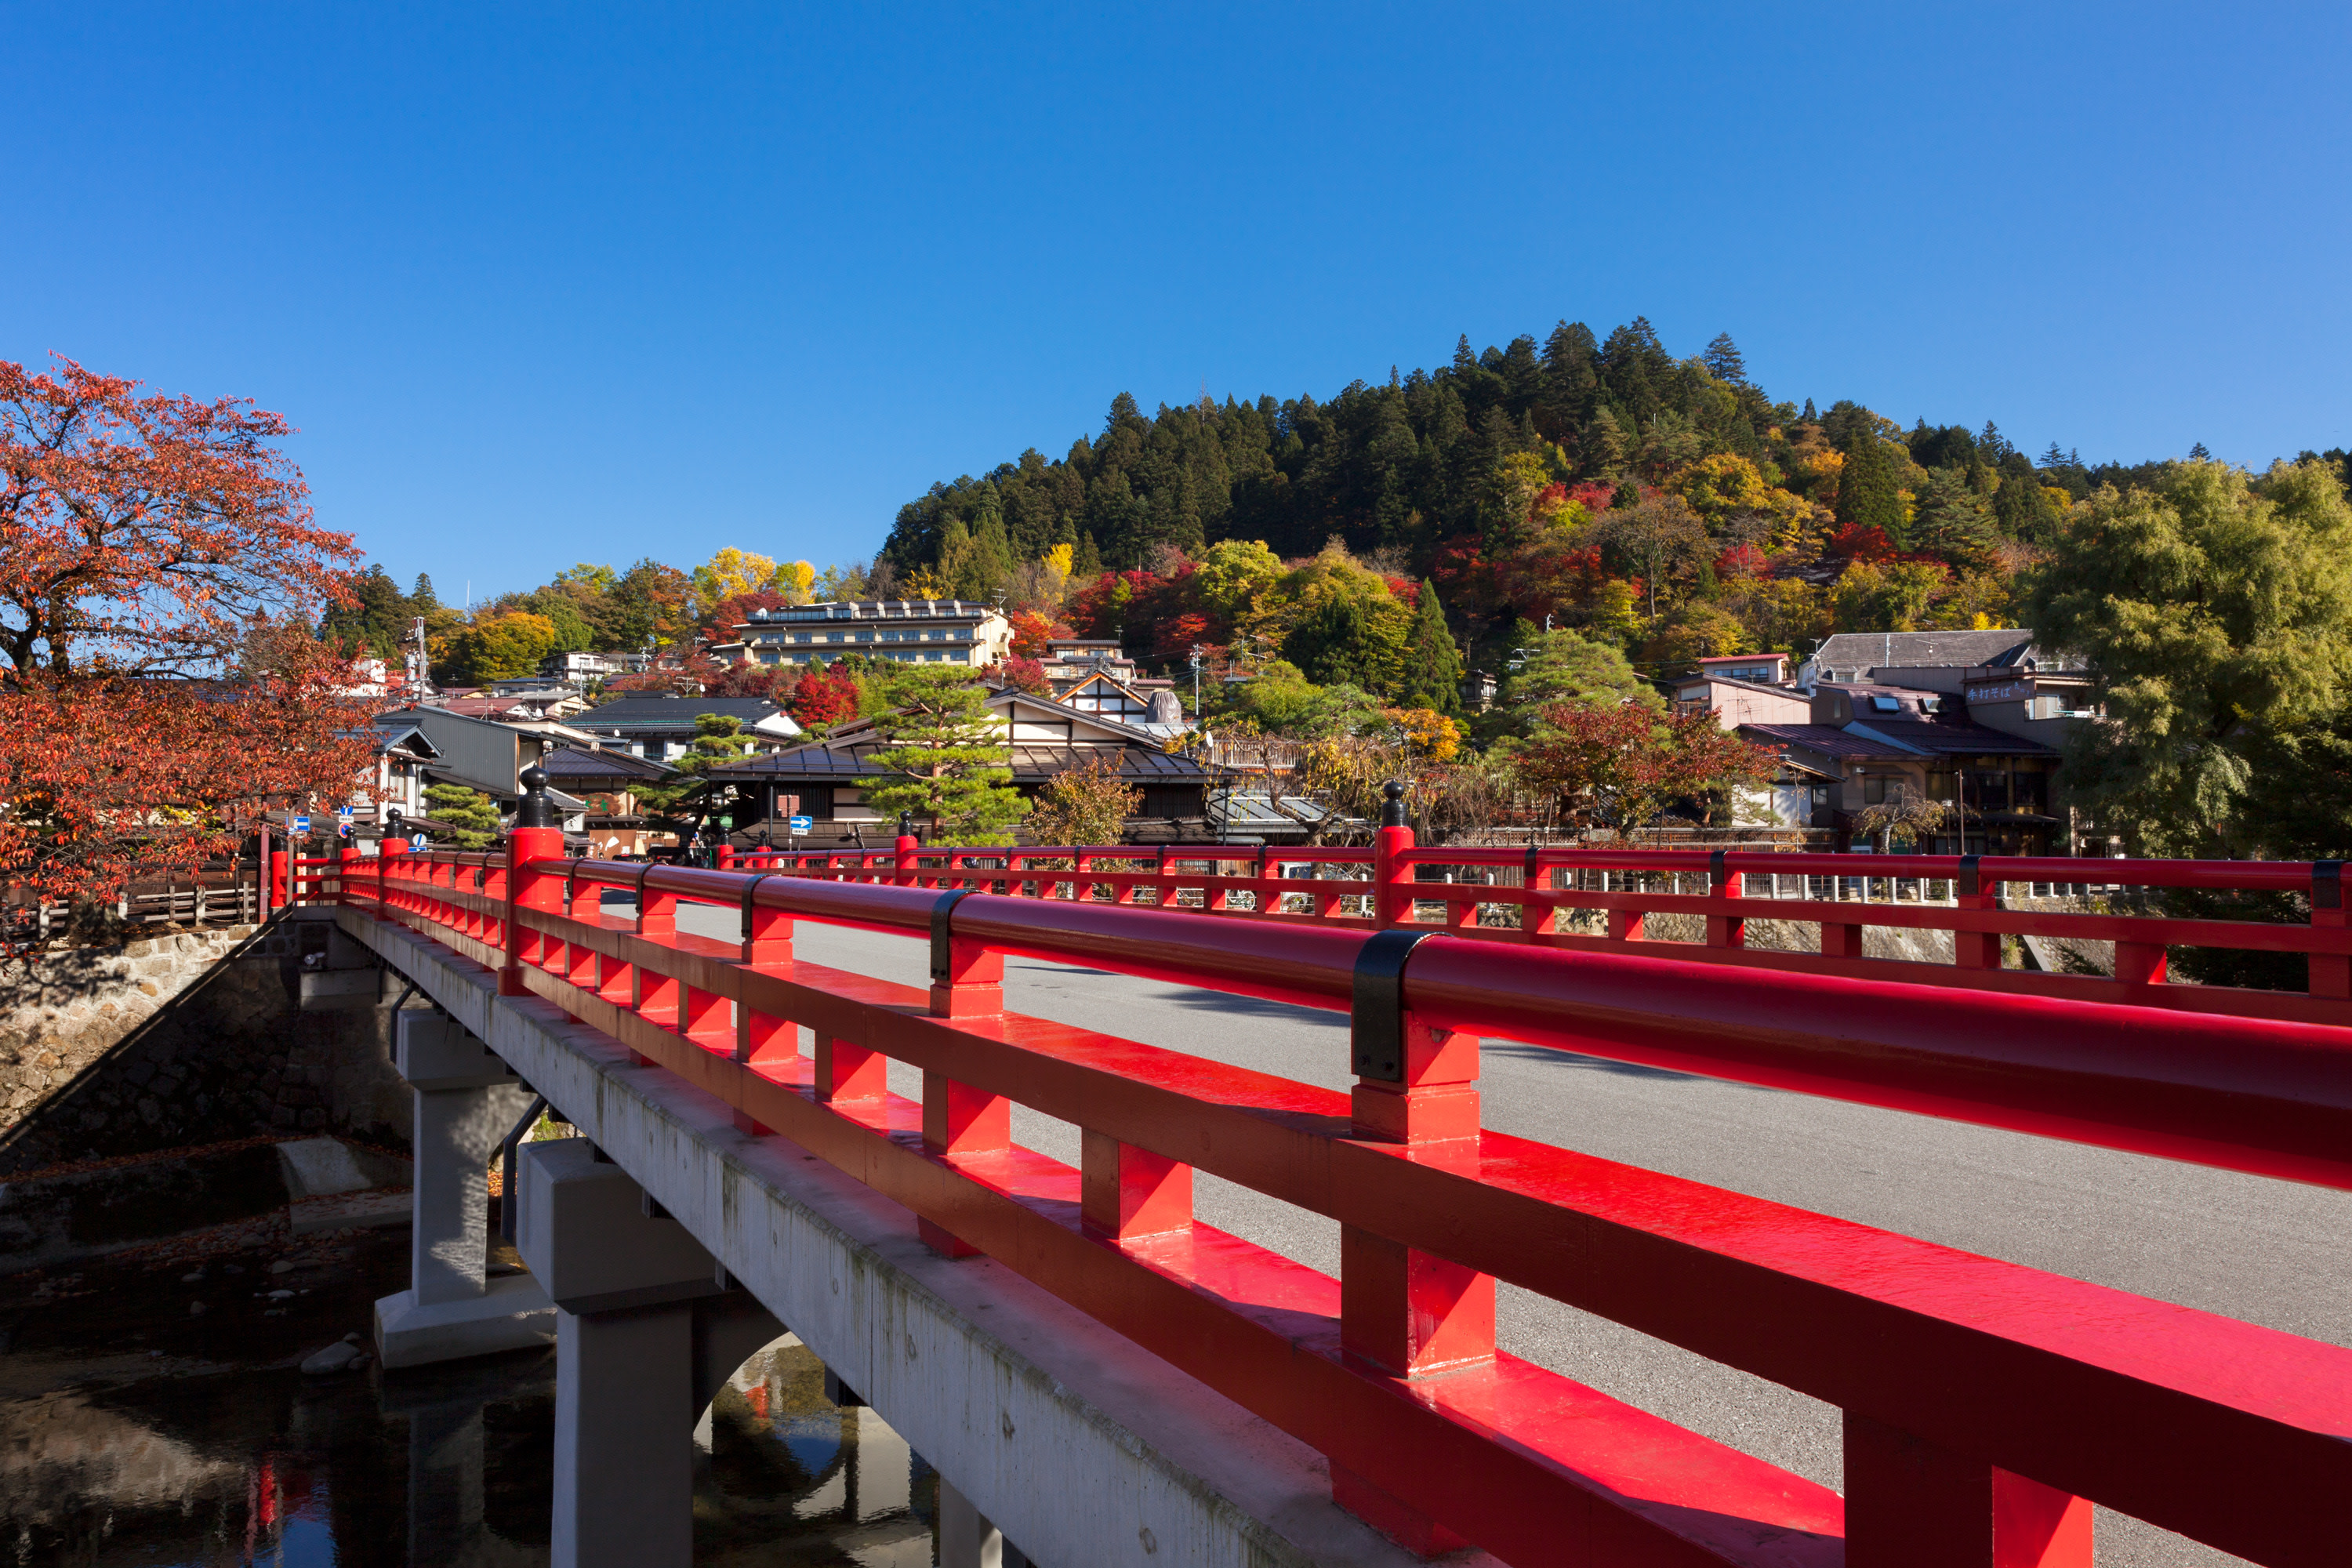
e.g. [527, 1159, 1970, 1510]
[342, 826, 2352, 1566]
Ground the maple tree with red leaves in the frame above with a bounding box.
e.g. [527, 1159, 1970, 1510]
[0, 357, 372, 944]
[1512, 700, 1773, 837]
[787, 662, 862, 729]
[1005, 610, 1069, 660]
[996, 655, 1051, 695]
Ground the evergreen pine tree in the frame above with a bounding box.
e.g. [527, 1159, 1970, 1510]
[862, 666, 1029, 846]
[1835, 429, 1907, 546]
[412, 573, 441, 612]
[1396, 579, 1465, 713]
[2189, 441, 2212, 461]
[422, 783, 502, 849]
[1584, 407, 1631, 477]
[1994, 452, 2060, 540]
[1702, 333, 1746, 385]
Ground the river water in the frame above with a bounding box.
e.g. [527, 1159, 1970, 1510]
[1, 1223, 942, 1566]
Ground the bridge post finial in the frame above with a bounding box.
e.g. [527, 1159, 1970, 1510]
[1380, 779, 1408, 829]
[514, 764, 556, 830]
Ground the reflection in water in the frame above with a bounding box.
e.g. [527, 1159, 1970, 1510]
[1, 1231, 942, 1565]
[697, 1339, 938, 1566]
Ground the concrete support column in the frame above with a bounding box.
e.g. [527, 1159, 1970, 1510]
[938, 1477, 1032, 1568]
[375, 1012, 555, 1367]
[519, 1137, 762, 1568]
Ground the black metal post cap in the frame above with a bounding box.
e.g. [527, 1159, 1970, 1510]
[514, 764, 557, 829]
[898, 811, 918, 840]
[1381, 779, 1409, 828]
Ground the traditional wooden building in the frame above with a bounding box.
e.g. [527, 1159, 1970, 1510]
[705, 688, 1210, 845]
[539, 744, 681, 858]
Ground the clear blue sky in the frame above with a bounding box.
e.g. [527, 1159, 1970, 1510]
[7, 4, 2347, 599]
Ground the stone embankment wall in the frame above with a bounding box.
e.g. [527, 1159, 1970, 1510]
[0, 914, 411, 1178]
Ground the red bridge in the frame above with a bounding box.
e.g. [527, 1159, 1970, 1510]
[296, 776, 2351, 1568]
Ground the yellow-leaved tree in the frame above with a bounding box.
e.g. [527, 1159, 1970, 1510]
[773, 560, 818, 602]
[692, 549, 778, 616]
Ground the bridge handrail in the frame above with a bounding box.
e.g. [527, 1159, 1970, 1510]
[350, 835, 2352, 1566]
[715, 837, 2352, 1028]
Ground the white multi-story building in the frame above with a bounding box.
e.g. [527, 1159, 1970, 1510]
[539, 649, 651, 681]
[732, 600, 1013, 668]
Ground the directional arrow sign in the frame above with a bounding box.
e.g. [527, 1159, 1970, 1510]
[786, 815, 813, 835]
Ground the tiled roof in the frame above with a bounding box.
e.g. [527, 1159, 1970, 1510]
[539, 745, 677, 782]
[1847, 719, 2058, 757]
[1812, 630, 2039, 672]
[578, 696, 786, 730]
[1737, 724, 1921, 760]
[712, 742, 1206, 782]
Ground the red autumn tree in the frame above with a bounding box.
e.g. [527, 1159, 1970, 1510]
[0, 357, 373, 942]
[788, 662, 862, 729]
[996, 655, 1051, 695]
[1512, 700, 1773, 837]
[1006, 610, 1069, 659]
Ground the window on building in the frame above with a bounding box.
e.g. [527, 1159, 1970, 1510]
[1864, 775, 1886, 804]
[1963, 770, 2010, 811]
[1871, 695, 1901, 712]
[1926, 772, 1953, 800]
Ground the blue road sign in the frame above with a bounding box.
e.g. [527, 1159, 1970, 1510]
[786, 815, 813, 835]
[291, 815, 310, 834]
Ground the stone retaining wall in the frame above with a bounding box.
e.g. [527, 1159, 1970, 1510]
[0, 915, 411, 1178]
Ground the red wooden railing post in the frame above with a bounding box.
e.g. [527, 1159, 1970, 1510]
[270, 848, 290, 910]
[1843, 1413, 2092, 1567]
[920, 889, 1009, 1257]
[1707, 849, 1746, 948]
[1334, 928, 1492, 1555]
[2313, 861, 2347, 999]
[1955, 855, 2002, 970]
[895, 815, 919, 887]
[337, 844, 361, 906]
[733, 868, 798, 1136]
[1373, 782, 1415, 929]
[377, 824, 406, 914]
[503, 766, 565, 997]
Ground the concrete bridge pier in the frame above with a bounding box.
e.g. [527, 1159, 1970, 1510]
[517, 1136, 785, 1568]
[939, 1476, 1033, 1568]
[374, 1011, 557, 1368]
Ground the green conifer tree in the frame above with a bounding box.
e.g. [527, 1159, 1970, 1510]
[423, 783, 503, 849]
[1701, 333, 1746, 385]
[862, 666, 1029, 846]
[1835, 429, 1907, 546]
[1396, 579, 1465, 713]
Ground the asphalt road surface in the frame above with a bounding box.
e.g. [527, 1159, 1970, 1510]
[654, 896, 2349, 1567]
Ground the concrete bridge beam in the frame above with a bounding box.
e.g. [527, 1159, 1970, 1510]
[373, 1011, 556, 1367]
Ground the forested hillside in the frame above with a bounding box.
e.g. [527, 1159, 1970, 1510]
[877, 317, 2344, 677]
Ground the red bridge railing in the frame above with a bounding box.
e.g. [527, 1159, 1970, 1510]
[345, 828, 2352, 1567]
[720, 831, 2351, 1028]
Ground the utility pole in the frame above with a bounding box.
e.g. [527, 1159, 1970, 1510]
[408, 616, 433, 699]
[1189, 644, 1205, 715]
